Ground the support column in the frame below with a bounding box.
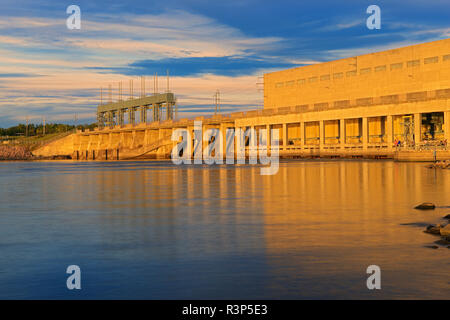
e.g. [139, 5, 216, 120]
[219, 123, 226, 161]
[266, 124, 271, 149]
[140, 106, 147, 124]
[319, 120, 325, 151]
[250, 125, 256, 160]
[386, 115, 393, 151]
[118, 110, 124, 126]
[414, 113, 421, 147]
[129, 108, 135, 126]
[444, 111, 450, 147]
[153, 104, 160, 122]
[300, 122, 305, 150]
[167, 103, 172, 120]
[282, 123, 287, 149]
[108, 111, 114, 128]
[362, 117, 368, 150]
[187, 125, 194, 160]
[340, 119, 345, 150]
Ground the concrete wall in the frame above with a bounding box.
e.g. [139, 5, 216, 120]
[33, 134, 75, 158]
[264, 38, 450, 110]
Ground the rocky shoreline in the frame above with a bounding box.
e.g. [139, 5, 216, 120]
[424, 222, 450, 249]
[0, 145, 34, 160]
[414, 202, 450, 249]
[426, 160, 450, 169]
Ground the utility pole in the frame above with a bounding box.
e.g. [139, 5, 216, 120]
[154, 72, 158, 95]
[25, 116, 28, 137]
[166, 69, 170, 93]
[214, 90, 220, 114]
[129, 79, 133, 100]
[43, 117, 46, 135]
[217, 89, 220, 113]
[140, 76, 145, 98]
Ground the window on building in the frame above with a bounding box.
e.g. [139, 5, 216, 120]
[374, 65, 386, 72]
[320, 74, 330, 81]
[308, 76, 318, 83]
[390, 63, 403, 70]
[444, 54, 450, 62]
[333, 72, 343, 79]
[360, 68, 371, 75]
[346, 70, 357, 77]
[275, 82, 284, 88]
[286, 80, 295, 87]
[424, 56, 439, 64]
[407, 59, 420, 67]
[297, 79, 306, 85]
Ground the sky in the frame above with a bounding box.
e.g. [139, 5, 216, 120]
[0, 0, 449, 127]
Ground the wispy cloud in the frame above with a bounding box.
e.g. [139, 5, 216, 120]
[88, 56, 299, 77]
[0, 73, 40, 78]
[0, 10, 280, 126]
[0, 1, 449, 127]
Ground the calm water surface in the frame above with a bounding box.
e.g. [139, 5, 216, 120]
[0, 160, 449, 299]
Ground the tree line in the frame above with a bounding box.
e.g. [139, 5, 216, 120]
[0, 123, 97, 137]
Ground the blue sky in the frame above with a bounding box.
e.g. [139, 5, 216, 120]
[0, 0, 449, 127]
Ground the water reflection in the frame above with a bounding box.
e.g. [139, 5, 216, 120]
[0, 160, 449, 299]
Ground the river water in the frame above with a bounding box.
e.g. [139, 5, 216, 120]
[0, 160, 449, 299]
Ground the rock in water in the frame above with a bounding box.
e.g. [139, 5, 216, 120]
[414, 203, 436, 210]
[434, 238, 450, 246]
[424, 225, 441, 235]
[443, 214, 450, 220]
[440, 224, 450, 236]
[424, 245, 439, 249]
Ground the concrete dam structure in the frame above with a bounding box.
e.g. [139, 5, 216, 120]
[34, 38, 450, 161]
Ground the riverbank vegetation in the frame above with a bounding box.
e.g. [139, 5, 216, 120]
[0, 145, 34, 160]
[0, 123, 96, 137]
[0, 122, 96, 159]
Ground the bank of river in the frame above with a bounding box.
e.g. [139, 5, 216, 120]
[0, 145, 33, 160]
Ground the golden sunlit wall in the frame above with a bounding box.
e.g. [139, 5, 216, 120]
[264, 38, 450, 110]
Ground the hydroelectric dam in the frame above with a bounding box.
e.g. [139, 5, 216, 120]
[34, 39, 450, 162]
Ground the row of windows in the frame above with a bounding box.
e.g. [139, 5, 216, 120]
[274, 54, 450, 88]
